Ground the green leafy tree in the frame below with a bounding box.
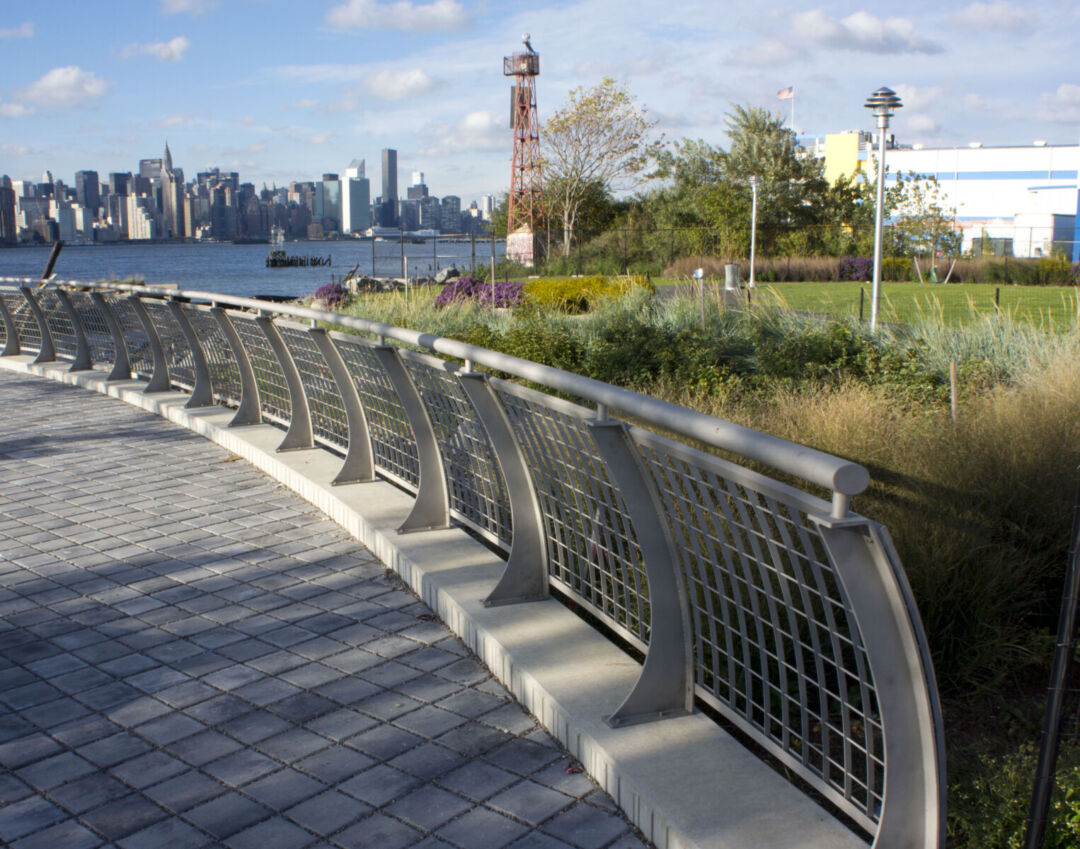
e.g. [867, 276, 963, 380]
[543, 78, 662, 256]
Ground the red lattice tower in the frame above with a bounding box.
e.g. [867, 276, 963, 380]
[504, 35, 541, 236]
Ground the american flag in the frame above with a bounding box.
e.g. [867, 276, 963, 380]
[777, 86, 794, 100]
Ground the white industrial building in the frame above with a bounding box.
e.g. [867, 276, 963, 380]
[822, 132, 1080, 260]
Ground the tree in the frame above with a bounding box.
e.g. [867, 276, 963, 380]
[543, 78, 662, 256]
[720, 104, 825, 232]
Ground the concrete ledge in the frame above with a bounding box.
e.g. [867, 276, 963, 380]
[1, 357, 868, 849]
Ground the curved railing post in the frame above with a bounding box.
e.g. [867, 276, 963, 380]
[0, 297, 19, 356]
[459, 371, 549, 606]
[19, 287, 56, 364]
[587, 418, 694, 727]
[90, 292, 131, 381]
[211, 308, 261, 427]
[372, 345, 450, 533]
[309, 328, 374, 485]
[168, 301, 214, 408]
[813, 518, 945, 849]
[55, 288, 92, 371]
[128, 296, 171, 392]
[257, 315, 313, 452]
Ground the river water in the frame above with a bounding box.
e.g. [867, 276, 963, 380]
[0, 238, 506, 298]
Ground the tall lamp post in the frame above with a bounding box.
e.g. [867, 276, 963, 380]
[864, 87, 902, 332]
[748, 175, 760, 288]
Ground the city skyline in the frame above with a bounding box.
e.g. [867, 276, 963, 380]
[1, 1, 1079, 200]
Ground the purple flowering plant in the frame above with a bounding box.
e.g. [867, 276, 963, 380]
[839, 256, 873, 281]
[434, 275, 525, 309]
[313, 281, 347, 309]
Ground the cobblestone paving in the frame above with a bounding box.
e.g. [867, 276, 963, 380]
[0, 371, 651, 849]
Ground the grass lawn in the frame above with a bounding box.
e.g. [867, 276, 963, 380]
[658, 278, 1080, 329]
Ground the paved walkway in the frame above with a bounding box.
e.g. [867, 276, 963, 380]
[0, 371, 650, 849]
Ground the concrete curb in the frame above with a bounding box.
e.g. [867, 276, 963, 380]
[1, 357, 867, 849]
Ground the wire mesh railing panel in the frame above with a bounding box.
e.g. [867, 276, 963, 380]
[101, 294, 154, 379]
[68, 291, 117, 367]
[229, 313, 291, 426]
[141, 300, 196, 392]
[277, 323, 348, 450]
[635, 432, 882, 828]
[332, 334, 420, 492]
[2, 291, 41, 353]
[494, 383, 651, 647]
[181, 305, 242, 408]
[35, 289, 78, 362]
[401, 353, 512, 547]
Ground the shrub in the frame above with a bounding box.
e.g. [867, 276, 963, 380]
[435, 276, 525, 309]
[522, 275, 651, 314]
[313, 281, 349, 310]
[839, 256, 873, 281]
[949, 742, 1080, 848]
[500, 315, 586, 373]
[882, 256, 913, 281]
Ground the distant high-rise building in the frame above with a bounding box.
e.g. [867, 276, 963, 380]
[0, 175, 16, 244]
[381, 149, 398, 226]
[160, 142, 185, 239]
[407, 182, 428, 201]
[419, 196, 441, 230]
[317, 173, 342, 232]
[139, 158, 163, 180]
[342, 175, 371, 234]
[440, 195, 461, 234]
[75, 171, 101, 220]
[109, 172, 132, 196]
[411, 171, 424, 186]
[346, 159, 365, 180]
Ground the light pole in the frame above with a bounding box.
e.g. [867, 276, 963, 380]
[864, 86, 902, 332]
[748, 175, 761, 288]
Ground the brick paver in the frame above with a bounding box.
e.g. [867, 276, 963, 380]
[0, 371, 650, 849]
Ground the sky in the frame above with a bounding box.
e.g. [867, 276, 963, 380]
[2, 0, 1079, 203]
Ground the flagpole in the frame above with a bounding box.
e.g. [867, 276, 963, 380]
[791, 90, 795, 134]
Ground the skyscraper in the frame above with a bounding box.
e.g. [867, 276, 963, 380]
[0, 176, 17, 244]
[381, 149, 398, 227]
[75, 171, 101, 220]
[160, 142, 185, 239]
[342, 159, 370, 234]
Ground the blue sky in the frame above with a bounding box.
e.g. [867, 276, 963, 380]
[2, 0, 1078, 202]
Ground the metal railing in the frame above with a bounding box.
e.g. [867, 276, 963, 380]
[0, 277, 946, 847]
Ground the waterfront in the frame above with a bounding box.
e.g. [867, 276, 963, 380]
[0, 238, 506, 298]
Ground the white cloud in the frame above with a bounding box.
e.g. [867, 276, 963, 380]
[236, 115, 255, 126]
[0, 21, 33, 39]
[326, 0, 468, 32]
[420, 109, 504, 156]
[281, 98, 320, 110]
[308, 132, 332, 145]
[0, 100, 34, 118]
[1, 143, 38, 155]
[792, 9, 943, 54]
[363, 68, 436, 100]
[18, 66, 107, 109]
[161, 0, 216, 14]
[1036, 84, 1080, 124]
[121, 36, 191, 62]
[951, 2, 1034, 32]
[893, 84, 945, 112]
[905, 114, 940, 135]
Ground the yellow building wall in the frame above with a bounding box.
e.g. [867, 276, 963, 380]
[824, 133, 863, 184]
